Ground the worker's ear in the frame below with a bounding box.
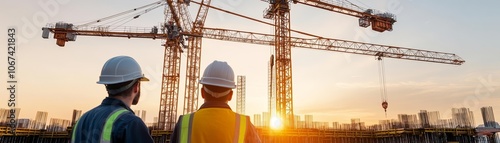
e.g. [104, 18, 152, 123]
[201, 88, 206, 99]
[133, 82, 140, 93]
[227, 90, 233, 101]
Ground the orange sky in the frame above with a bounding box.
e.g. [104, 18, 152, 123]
[1, 0, 500, 127]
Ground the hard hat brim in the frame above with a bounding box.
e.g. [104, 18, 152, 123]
[139, 76, 149, 82]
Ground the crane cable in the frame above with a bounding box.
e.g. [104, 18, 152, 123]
[76, 0, 165, 28]
[343, 0, 365, 12]
[377, 56, 388, 117]
[106, 3, 166, 30]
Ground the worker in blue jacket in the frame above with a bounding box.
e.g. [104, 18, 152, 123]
[71, 56, 154, 143]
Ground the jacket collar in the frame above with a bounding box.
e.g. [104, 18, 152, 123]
[199, 101, 232, 110]
[101, 97, 134, 113]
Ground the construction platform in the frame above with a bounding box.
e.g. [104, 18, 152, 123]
[0, 127, 497, 143]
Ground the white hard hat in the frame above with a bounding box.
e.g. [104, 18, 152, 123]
[199, 60, 236, 89]
[97, 56, 149, 85]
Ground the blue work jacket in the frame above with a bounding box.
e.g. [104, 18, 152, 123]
[71, 97, 154, 143]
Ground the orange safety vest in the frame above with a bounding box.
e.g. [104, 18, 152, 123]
[178, 109, 248, 143]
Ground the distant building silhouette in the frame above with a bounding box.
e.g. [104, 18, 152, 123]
[262, 112, 270, 128]
[254, 114, 262, 127]
[419, 110, 430, 128]
[134, 110, 147, 122]
[47, 118, 70, 132]
[0, 108, 20, 127]
[32, 111, 48, 129]
[17, 118, 31, 129]
[305, 115, 313, 129]
[398, 114, 418, 128]
[294, 115, 300, 128]
[71, 109, 82, 126]
[332, 122, 339, 129]
[452, 107, 475, 128]
[428, 111, 440, 127]
[481, 106, 496, 127]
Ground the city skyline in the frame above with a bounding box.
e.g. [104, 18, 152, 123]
[1, 1, 499, 126]
[1, 106, 500, 131]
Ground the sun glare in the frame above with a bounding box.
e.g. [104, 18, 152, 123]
[270, 116, 282, 130]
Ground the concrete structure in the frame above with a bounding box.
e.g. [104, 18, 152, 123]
[481, 106, 496, 127]
[134, 110, 147, 122]
[254, 114, 262, 127]
[305, 115, 313, 129]
[33, 111, 48, 129]
[262, 112, 270, 128]
[47, 118, 70, 132]
[0, 108, 20, 127]
[71, 109, 82, 126]
[17, 118, 31, 129]
[452, 107, 475, 128]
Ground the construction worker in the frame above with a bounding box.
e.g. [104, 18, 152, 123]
[71, 56, 154, 143]
[170, 60, 261, 143]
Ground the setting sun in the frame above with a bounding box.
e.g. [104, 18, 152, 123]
[270, 116, 282, 130]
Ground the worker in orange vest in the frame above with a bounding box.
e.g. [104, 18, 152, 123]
[170, 60, 261, 143]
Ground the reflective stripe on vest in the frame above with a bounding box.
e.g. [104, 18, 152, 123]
[179, 113, 247, 143]
[70, 108, 129, 143]
[233, 114, 247, 143]
[180, 113, 194, 143]
[100, 108, 129, 143]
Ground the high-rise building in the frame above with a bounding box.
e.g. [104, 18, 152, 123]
[0, 108, 20, 127]
[332, 122, 339, 129]
[71, 109, 82, 126]
[47, 118, 70, 132]
[262, 112, 270, 128]
[33, 111, 48, 129]
[254, 114, 262, 127]
[398, 114, 410, 128]
[152, 117, 158, 129]
[0, 109, 8, 125]
[294, 115, 300, 128]
[17, 118, 31, 129]
[351, 118, 361, 130]
[452, 107, 475, 128]
[134, 110, 147, 122]
[140, 110, 147, 122]
[297, 121, 305, 129]
[481, 106, 496, 127]
[419, 110, 430, 128]
[398, 114, 419, 128]
[379, 120, 392, 130]
[305, 115, 313, 129]
[428, 111, 440, 127]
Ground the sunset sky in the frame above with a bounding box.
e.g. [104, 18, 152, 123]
[1, 0, 499, 126]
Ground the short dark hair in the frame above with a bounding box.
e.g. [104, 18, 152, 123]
[202, 85, 232, 101]
[106, 79, 138, 97]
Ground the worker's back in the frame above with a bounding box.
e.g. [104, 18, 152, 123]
[191, 108, 239, 143]
[170, 60, 261, 143]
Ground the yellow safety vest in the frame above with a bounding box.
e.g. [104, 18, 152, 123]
[179, 109, 248, 143]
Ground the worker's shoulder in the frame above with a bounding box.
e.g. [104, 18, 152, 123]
[113, 110, 146, 129]
[117, 110, 141, 122]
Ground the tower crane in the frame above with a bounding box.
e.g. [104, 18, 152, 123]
[261, 0, 397, 128]
[42, 0, 464, 131]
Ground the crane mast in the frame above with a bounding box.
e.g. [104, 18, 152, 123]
[264, 0, 295, 128]
[157, 0, 186, 130]
[183, 0, 212, 115]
